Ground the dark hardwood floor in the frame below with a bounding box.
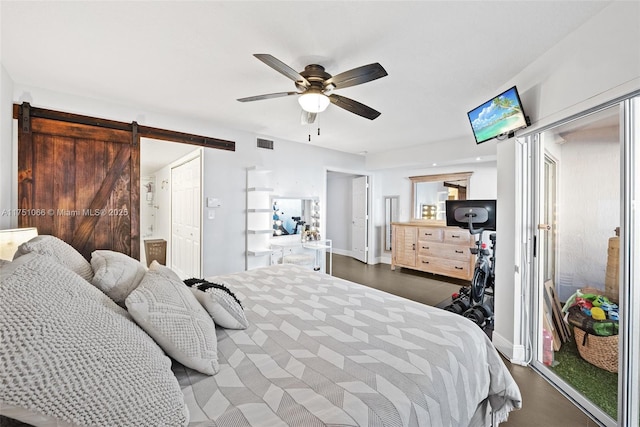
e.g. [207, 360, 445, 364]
[330, 254, 599, 427]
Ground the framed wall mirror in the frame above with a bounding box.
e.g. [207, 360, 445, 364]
[271, 197, 319, 237]
[384, 196, 399, 252]
[410, 172, 472, 222]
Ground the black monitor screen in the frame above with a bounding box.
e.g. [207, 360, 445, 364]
[446, 199, 497, 231]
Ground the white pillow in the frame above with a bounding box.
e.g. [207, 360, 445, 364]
[91, 250, 146, 305]
[126, 261, 220, 375]
[0, 253, 189, 427]
[188, 280, 248, 330]
[13, 235, 93, 281]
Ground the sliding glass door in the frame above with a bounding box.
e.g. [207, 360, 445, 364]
[525, 93, 640, 426]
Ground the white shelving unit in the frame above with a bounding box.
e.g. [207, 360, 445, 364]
[245, 167, 274, 270]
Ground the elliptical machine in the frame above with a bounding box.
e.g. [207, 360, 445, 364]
[443, 200, 497, 330]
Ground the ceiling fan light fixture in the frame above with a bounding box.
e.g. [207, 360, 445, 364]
[298, 91, 330, 113]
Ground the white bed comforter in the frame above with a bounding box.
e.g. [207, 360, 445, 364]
[173, 264, 521, 427]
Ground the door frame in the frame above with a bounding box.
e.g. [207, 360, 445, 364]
[324, 167, 374, 264]
[520, 92, 640, 427]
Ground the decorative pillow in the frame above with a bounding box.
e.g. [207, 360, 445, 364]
[126, 261, 219, 375]
[0, 253, 189, 427]
[185, 278, 248, 330]
[13, 235, 93, 281]
[91, 250, 146, 305]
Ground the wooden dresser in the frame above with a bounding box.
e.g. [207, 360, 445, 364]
[391, 222, 475, 281]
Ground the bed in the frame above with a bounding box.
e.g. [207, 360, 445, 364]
[0, 235, 521, 427]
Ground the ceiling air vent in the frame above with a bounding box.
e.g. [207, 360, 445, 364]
[257, 138, 274, 150]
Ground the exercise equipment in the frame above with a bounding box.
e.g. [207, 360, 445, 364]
[443, 200, 497, 330]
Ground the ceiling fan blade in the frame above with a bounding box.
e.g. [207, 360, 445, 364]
[237, 92, 298, 102]
[329, 94, 381, 120]
[301, 110, 317, 125]
[254, 54, 310, 87]
[324, 63, 387, 90]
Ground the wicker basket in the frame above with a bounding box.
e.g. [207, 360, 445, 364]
[573, 326, 618, 373]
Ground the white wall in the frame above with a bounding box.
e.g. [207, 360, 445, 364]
[372, 162, 498, 263]
[493, 0, 640, 362]
[1, 84, 364, 276]
[326, 172, 354, 255]
[200, 135, 364, 276]
[0, 64, 16, 229]
[556, 138, 619, 301]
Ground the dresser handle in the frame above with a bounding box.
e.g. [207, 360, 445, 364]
[455, 250, 463, 254]
[451, 235, 460, 239]
[425, 233, 433, 236]
[422, 260, 429, 264]
[454, 266, 463, 270]
[412, 243, 416, 250]
[422, 246, 429, 249]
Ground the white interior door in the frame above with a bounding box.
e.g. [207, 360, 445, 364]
[171, 156, 201, 279]
[351, 176, 368, 263]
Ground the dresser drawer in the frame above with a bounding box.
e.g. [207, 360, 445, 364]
[418, 241, 470, 261]
[444, 229, 471, 244]
[417, 256, 472, 279]
[417, 227, 443, 242]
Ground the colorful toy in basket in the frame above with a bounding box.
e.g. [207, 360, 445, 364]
[564, 288, 619, 337]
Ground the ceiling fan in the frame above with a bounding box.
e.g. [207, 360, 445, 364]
[237, 54, 388, 124]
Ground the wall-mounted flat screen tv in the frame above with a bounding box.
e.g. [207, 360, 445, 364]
[467, 86, 528, 144]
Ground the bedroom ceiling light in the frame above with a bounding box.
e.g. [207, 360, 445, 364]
[298, 90, 330, 113]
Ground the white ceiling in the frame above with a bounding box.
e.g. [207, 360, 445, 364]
[1, 1, 613, 156]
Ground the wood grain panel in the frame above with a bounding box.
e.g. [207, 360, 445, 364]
[31, 117, 131, 143]
[19, 112, 137, 260]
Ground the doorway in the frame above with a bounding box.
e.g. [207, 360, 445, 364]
[325, 170, 371, 264]
[525, 94, 640, 426]
[140, 138, 202, 273]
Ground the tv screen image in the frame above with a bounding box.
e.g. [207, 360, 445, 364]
[467, 86, 527, 144]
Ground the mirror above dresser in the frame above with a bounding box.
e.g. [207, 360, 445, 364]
[410, 172, 472, 223]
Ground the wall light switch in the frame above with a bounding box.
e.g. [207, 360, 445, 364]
[207, 197, 221, 208]
[208, 210, 215, 219]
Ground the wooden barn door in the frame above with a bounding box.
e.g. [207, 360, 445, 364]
[16, 103, 139, 260]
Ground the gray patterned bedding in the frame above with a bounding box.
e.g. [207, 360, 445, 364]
[173, 264, 521, 427]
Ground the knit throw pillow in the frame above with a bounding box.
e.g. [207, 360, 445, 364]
[91, 250, 146, 305]
[13, 235, 93, 282]
[126, 261, 219, 375]
[0, 253, 188, 427]
[185, 278, 248, 330]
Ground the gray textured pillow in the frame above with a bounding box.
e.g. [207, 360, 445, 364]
[13, 235, 93, 281]
[126, 261, 220, 375]
[190, 284, 248, 330]
[0, 253, 189, 427]
[91, 250, 146, 305]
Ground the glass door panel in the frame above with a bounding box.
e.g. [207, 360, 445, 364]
[535, 105, 621, 425]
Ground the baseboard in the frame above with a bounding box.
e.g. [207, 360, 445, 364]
[492, 331, 528, 366]
[332, 248, 351, 257]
